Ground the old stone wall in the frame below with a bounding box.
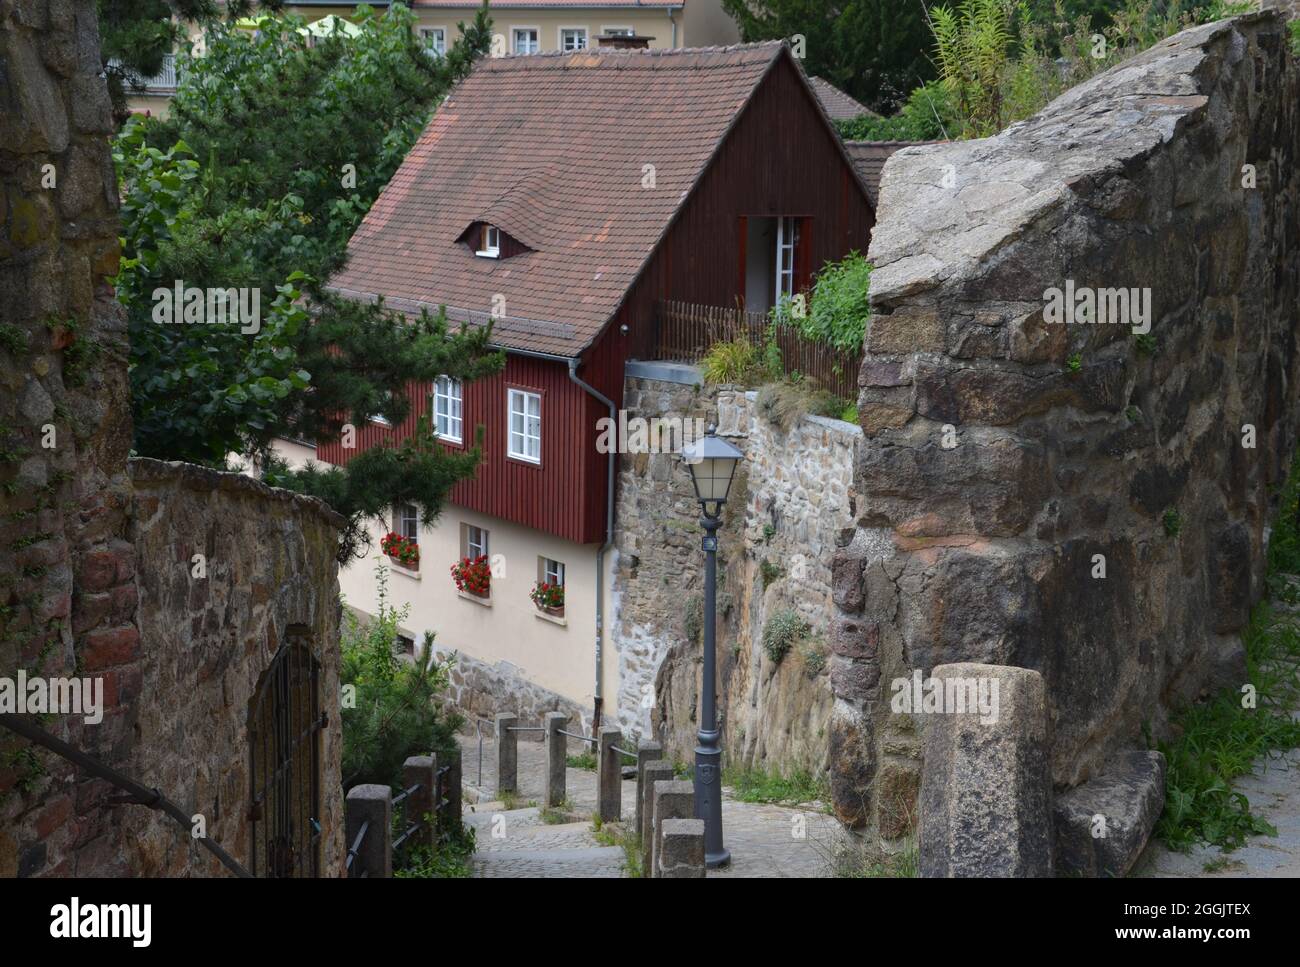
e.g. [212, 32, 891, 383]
[439, 645, 591, 741]
[612, 370, 859, 777]
[832, 13, 1300, 837]
[127, 459, 344, 876]
[1, 0, 139, 877]
[2, 0, 345, 878]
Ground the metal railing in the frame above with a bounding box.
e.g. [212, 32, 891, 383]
[344, 752, 461, 878]
[0, 712, 252, 878]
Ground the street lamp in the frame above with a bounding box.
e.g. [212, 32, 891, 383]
[681, 426, 743, 868]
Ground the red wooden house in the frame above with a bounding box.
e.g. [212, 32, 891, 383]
[316, 41, 875, 721]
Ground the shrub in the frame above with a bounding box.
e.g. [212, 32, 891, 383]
[341, 562, 462, 788]
[701, 337, 760, 385]
[756, 381, 846, 432]
[834, 81, 958, 141]
[802, 252, 871, 353]
[762, 608, 810, 664]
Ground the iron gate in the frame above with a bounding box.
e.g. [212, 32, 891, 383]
[249, 628, 325, 877]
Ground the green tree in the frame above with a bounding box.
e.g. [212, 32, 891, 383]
[98, 0, 282, 125]
[114, 4, 505, 558]
[721, 0, 937, 114]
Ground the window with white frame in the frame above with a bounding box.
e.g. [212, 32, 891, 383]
[602, 26, 634, 37]
[476, 224, 500, 258]
[775, 216, 799, 302]
[513, 28, 539, 54]
[540, 557, 565, 588]
[434, 376, 462, 443]
[560, 28, 587, 51]
[419, 27, 446, 57]
[396, 503, 419, 542]
[507, 389, 541, 463]
[462, 523, 489, 560]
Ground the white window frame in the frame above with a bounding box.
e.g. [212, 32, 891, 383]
[512, 27, 540, 54]
[776, 216, 799, 303]
[476, 224, 500, 258]
[465, 524, 489, 560]
[600, 25, 635, 37]
[434, 375, 463, 443]
[419, 26, 447, 57]
[397, 503, 419, 542]
[507, 388, 542, 464]
[559, 26, 588, 52]
[541, 557, 565, 588]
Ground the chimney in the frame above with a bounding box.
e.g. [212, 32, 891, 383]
[597, 32, 655, 49]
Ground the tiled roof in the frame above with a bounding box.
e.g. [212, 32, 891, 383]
[843, 140, 943, 207]
[328, 44, 786, 357]
[808, 76, 872, 120]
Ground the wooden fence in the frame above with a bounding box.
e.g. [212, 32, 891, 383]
[652, 300, 863, 401]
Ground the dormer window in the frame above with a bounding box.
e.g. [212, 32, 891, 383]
[477, 225, 500, 258]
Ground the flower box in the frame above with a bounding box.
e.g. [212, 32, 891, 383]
[381, 532, 419, 570]
[451, 554, 491, 598]
[529, 581, 564, 617]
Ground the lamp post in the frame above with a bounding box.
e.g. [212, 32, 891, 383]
[681, 426, 743, 868]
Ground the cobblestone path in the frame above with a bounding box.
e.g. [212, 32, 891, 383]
[458, 735, 850, 878]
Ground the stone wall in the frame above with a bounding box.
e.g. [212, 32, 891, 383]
[832, 13, 1300, 837]
[127, 459, 345, 876]
[439, 646, 591, 741]
[612, 369, 859, 776]
[1, 0, 140, 877]
[2, 1, 346, 878]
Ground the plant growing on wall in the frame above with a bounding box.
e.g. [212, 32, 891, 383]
[451, 555, 491, 597]
[761, 608, 811, 665]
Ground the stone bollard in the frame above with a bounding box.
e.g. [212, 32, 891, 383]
[345, 784, 392, 878]
[402, 756, 435, 850]
[919, 663, 1052, 878]
[597, 726, 622, 822]
[658, 818, 706, 878]
[435, 746, 464, 834]
[641, 760, 676, 874]
[544, 712, 568, 807]
[651, 780, 695, 879]
[634, 740, 664, 835]
[495, 712, 517, 796]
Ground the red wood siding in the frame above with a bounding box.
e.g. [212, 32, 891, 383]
[316, 355, 607, 545]
[611, 54, 876, 360]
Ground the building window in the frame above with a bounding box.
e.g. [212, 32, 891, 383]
[540, 557, 565, 588]
[434, 376, 463, 443]
[419, 27, 446, 57]
[507, 389, 541, 463]
[776, 216, 799, 303]
[560, 28, 587, 51]
[602, 26, 634, 37]
[513, 28, 539, 54]
[396, 503, 419, 542]
[396, 633, 415, 656]
[476, 225, 500, 258]
[461, 523, 489, 560]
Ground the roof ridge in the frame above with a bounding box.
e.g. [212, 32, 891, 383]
[480, 41, 785, 67]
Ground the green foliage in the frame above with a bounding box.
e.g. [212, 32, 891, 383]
[799, 636, 829, 675]
[756, 380, 845, 432]
[395, 824, 476, 878]
[834, 81, 958, 141]
[930, 0, 1017, 138]
[566, 750, 597, 771]
[1162, 507, 1182, 537]
[1268, 454, 1300, 575]
[761, 608, 810, 664]
[340, 562, 462, 788]
[723, 765, 829, 804]
[1067, 352, 1082, 373]
[760, 559, 783, 590]
[1134, 331, 1158, 356]
[113, 5, 505, 556]
[802, 252, 871, 352]
[701, 337, 760, 385]
[721, 0, 937, 114]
